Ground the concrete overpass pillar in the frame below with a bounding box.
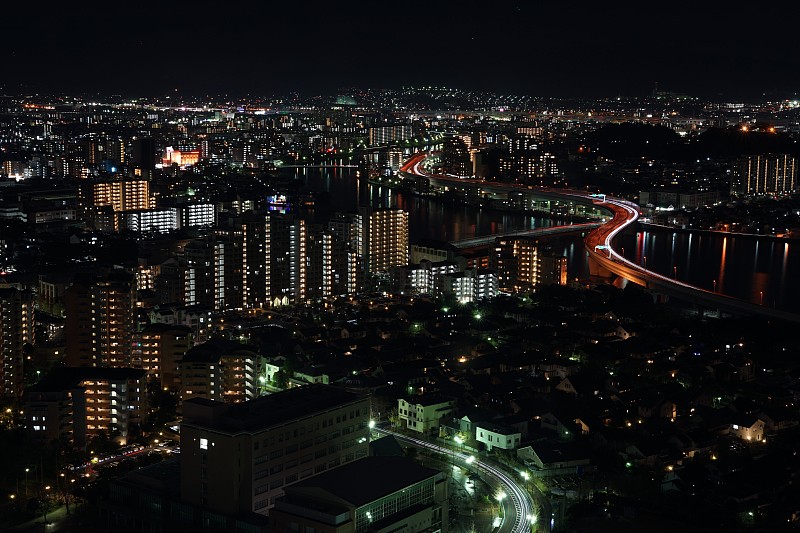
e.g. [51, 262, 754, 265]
[587, 255, 613, 278]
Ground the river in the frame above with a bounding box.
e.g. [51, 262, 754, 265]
[293, 166, 800, 312]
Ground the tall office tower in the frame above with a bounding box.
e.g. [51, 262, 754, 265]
[361, 207, 409, 276]
[731, 154, 797, 196]
[184, 235, 245, 311]
[132, 324, 194, 390]
[329, 212, 363, 295]
[492, 237, 567, 292]
[65, 271, 136, 367]
[180, 384, 370, 515]
[0, 287, 35, 398]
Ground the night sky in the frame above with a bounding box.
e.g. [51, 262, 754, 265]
[2, 1, 798, 98]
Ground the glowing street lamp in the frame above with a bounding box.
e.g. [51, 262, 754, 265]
[496, 491, 507, 521]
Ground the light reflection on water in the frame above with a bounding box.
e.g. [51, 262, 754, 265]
[296, 167, 799, 312]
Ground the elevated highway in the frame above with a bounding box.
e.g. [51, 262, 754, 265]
[402, 153, 800, 323]
[451, 222, 601, 249]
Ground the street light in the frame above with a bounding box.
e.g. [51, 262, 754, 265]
[496, 492, 507, 522]
[452, 435, 463, 467]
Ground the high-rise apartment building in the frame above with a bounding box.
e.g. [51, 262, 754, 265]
[367, 123, 412, 146]
[329, 212, 363, 295]
[493, 237, 567, 293]
[179, 339, 261, 404]
[361, 208, 409, 276]
[132, 324, 194, 389]
[0, 287, 35, 398]
[65, 271, 136, 367]
[78, 179, 153, 215]
[25, 367, 146, 446]
[184, 234, 245, 311]
[731, 154, 797, 196]
[180, 385, 370, 515]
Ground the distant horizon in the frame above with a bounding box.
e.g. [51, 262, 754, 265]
[0, 84, 797, 104]
[3, 2, 799, 103]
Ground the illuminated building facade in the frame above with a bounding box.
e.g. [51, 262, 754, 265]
[184, 235, 245, 311]
[178, 339, 261, 404]
[362, 208, 409, 275]
[493, 237, 567, 293]
[132, 324, 194, 389]
[65, 271, 136, 367]
[0, 287, 35, 398]
[24, 366, 146, 446]
[124, 208, 178, 233]
[79, 179, 153, 214]
[731, 154, 797, 196]
[177, 203, 216, 228]
[329, 212, 363, 295]
[367, 123, 412, 146]
[163, 146, 201, 167]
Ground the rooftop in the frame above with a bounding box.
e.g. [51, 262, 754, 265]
[285, 456, 440, 507]
[182, 384, 367, 434]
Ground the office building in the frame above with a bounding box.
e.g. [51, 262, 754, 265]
[0, 287, 35, 398]
[180, 385, 370, 515]
[271, 457, 448, 533]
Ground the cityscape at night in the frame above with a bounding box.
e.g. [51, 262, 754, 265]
[2, 3, 800, 533]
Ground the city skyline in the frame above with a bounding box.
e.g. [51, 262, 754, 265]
[2, 2, 800, 99]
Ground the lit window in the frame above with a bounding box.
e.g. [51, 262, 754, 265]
[200, 438, 208, 450]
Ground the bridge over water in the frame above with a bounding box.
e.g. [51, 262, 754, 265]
[402, 153, 800, 323]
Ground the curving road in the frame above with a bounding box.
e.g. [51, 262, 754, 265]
[401, 152, 800, 322]
[375, 427, 539, 533]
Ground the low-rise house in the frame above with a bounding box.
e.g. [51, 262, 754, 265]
[475, 423, 521, 451]
[398, 394, 456, 435]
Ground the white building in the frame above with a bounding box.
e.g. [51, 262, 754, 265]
[125, 208, 178, 233]
[475, 423, 522, 451]
[398, 395, 455, 435]
[178, 203, 216, 228]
